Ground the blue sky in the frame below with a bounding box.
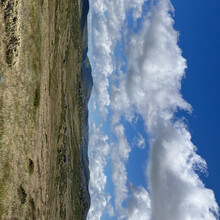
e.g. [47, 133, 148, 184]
[172, 0, 220, 206]
[87, 0, 220, 219]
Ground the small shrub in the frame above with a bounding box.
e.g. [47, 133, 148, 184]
[33, 85, 40, 109]
[29, 198, 35, 211]
[28, 158, 34, 175]
[17, 185, 27, 204]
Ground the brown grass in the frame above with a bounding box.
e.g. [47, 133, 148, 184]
[0, 0, 87, 219]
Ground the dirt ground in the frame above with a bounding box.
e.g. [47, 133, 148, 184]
[0, 0, 88, 219]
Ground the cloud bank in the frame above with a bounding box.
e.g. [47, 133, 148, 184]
[89, 0, 113, 118]
[88, 0, 219, 219]
[111, 124, 130, 218]
[87, 123, 112, 220]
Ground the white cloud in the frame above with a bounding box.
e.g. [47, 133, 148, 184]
[88, 0, 149, 218]
[147, 121, 218, 220]
[88, 123, 111, 220]
[88, 0, 219, 219]
[111, 124, 131, 218]
[107, 202, 115, 217]
[90, 0, 113, 118]
[113, 124, 130, 160]
[133, 132, 146, 149]
[110, 0, 219, 219]
[107, 0, 145, 46]
[111, 154, 128, 218]
[127, 183, 151, 220]
[90, 0, 146, 118]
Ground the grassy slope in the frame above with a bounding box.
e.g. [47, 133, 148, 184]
[0, 0, 87, 219]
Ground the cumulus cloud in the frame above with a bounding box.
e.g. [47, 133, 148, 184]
[107, 0, 145, 46]
[111, 124, 131, 218]
[127, 183, 151, 220]
[88, 123, 112, 220]
[88, 0, 219, 219]
[90, 0, 113, 118]
[88, 0, 148, 218]
[110, 0, 219, 219]
[90, 0, 146, 118]
[148, 121, 219, 220]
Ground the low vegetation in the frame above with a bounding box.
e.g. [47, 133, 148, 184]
[28, 158, 34, 175]
[0, 0, 87, 219]
[17, 185, 27, 205]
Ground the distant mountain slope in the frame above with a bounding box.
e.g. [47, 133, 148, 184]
[79, 0, 93, 218]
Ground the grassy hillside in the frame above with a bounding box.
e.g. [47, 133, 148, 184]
[0, 0, 87, 219]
